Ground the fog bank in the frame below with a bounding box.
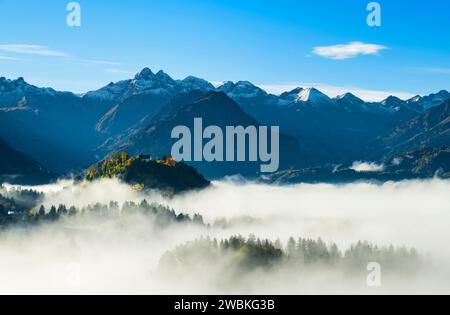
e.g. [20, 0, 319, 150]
[1, 178, 450, 294]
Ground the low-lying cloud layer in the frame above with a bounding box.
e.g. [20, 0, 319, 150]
[350, 161, 385, 172]
[1, 178, 450, 294]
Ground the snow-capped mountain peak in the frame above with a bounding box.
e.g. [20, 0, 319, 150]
[380, 96, 406, 112]
[86, 68, 215, 103]
[295, 87, 331, 103]
[134, 67, 155, 80]
[130, 68, 177, 95]
[217, 80, 267, 99]
[0, 77, 57, 99]
[0, 77, 30, 92]
[279, 88, 303, 102]
[83, 79, 132, 102]
[179, 76, 215, 92]
[381, 96, 402, 105]
[81, 68, 450, 115]
[155, 70, 174, 82]
[419, 90, 450, 111]
[336, 93, 363, 104]
[408, 95, 422, 103]
[278, 87, 333, 107]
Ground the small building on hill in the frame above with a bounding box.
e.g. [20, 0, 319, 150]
[137, 155, 151, 162]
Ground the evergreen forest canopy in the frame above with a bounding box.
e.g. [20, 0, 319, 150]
[159, 236, 423, 279]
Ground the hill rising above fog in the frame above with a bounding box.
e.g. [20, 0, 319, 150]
[86, 152, 210, 194]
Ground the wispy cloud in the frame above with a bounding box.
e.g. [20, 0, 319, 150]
[0, 55, 26, 61]
[0, 44, 123, 68]
[0, 44, 70, 57]
[87, 60, 123, 66]
[412, 67, 450, 75]
[104, 68, 131, 75]
[312, 42, 387, 60]
[257, 82, 416, 102]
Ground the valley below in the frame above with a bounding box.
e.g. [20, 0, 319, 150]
[1, 0, 449, 297]
[1, 178, 450, 294]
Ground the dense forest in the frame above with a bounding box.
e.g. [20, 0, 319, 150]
[160, 236, 422, 275]
[31, 200, 205, 227]
[0, 185, 43, 226]
[0, 185, 204, 229]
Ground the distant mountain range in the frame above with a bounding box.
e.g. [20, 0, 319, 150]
[1, 68, 449, 183]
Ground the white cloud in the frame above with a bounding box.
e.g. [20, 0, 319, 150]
[313, 42, 387, 60]
[350, 161, 385, 172]
[257, 82, 416, 102]
[0, 44, 70, 57]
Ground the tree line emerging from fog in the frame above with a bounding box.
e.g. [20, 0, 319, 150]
[0, 186, 204, 228]
[32, 200, 205, 227]
[0, 185, 424, 276]
[160, 236, 423, 274]
[0, 186, 43, 226]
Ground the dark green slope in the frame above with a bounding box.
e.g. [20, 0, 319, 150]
[381, 99, 450, 157]
[86, 152, 210, 194]
[0, 137, 56, 184]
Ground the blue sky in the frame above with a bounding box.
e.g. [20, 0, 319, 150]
[0, 0, 449, 100]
